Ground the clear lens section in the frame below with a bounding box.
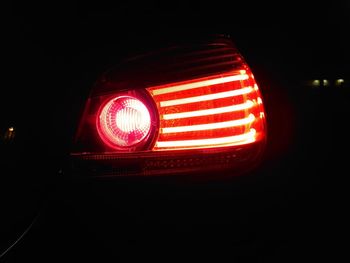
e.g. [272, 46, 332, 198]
[97, 96, 151, 148]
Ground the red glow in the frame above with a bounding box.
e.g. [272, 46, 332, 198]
[97, 96, 151, 149]
[155, 129, 256, 149]
[159, 87, 253, 107]
[161, 114, 255, 133]
[151, 73, 249, 95]
[162, 100, 254, 120]
[147, 70, 266, 150]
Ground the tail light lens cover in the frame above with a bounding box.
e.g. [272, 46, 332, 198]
[148, 69, 265, 151]
[71, 36, 267, 177]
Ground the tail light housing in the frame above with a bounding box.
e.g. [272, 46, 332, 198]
[71, 36, 267, 177]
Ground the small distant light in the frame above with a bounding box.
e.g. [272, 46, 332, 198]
[336, 79, 345, 86]
[9, 127, 14, 132]
[312, 80, 320, 87]
[323, 79, 329, 86]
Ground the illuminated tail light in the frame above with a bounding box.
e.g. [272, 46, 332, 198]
[148, 69, 265, 150]
[71, 37, 267, 177]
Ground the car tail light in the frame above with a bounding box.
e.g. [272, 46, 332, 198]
[71, 36, 267, 177]
[148, 69, 264, 150]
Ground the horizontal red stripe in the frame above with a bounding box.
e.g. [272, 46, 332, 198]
[157, 126, 249, 141]
[152, 79, 251, 102]
[159, 96, 247, 115]
[161, 110, 248, 126]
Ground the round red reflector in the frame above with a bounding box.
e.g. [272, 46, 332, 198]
[97, 96, 151, 149]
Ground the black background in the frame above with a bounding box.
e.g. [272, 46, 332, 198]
[1, 1, 349, 262]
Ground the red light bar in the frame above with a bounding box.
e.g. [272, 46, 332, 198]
[152, 72, 249, 95]
[162, 100, 254, 120]
[158, 86, 253, 107]
[161, 114, 255, 134]
[155, 128, 257, 149]
[147, 70, 265, 151]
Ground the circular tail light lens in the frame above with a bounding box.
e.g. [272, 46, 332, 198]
[97, 96, 152, 149]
